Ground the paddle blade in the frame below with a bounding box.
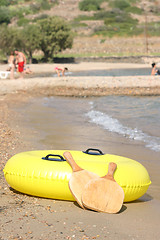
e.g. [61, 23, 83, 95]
[69, 170, 99, 208]
[63, 151, 99, 208]
[82, 178, 124, 213]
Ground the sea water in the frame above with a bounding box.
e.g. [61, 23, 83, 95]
[21, 95, 160, 155]
[86, 96, 160, 152]
[30, 67, 151, 78]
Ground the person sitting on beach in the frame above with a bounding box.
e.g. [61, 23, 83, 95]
[54, 66, 68, 77]
[7, 51, 15, 79]
[151, 62, 160, 75]
[24, 66, 33, 74]
[15, 50, 27, 79]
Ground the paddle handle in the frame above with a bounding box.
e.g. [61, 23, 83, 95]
[103, 162, 117, 181]
[63, 151, 83, 172]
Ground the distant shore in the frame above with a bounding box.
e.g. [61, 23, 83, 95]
[0, 62, 160, 97]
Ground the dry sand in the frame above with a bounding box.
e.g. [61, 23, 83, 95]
[0, 62, 160, 240]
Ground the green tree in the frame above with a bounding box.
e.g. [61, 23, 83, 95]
[38, 17, 73, 61]
[0, 0, 10, 7]
[21, 24, 41, 63]
[0, 7, 11, 24]
[0, 24, 41, 63]
[0, 25, 21, 55]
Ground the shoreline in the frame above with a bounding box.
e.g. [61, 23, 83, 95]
[1, 62, 160, 239]
[1, 62, 160, 97]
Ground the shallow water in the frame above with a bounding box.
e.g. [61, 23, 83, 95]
[86, 96, 160, 152]
[19, 95, 160, 155]
[67, 68, 151, 77]
[29, 67, 151, 78]
[30, 96, 160, 152]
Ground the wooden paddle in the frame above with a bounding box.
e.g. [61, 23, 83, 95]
[63, 151, 99, 209]
[81, 162, 124, 213]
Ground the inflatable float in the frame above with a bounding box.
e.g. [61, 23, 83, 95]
[3, 148, 151, 202]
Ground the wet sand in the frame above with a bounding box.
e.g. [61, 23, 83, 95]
[0, 62, 160, 239]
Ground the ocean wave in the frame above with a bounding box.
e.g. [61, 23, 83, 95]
[86, 110, 160, 152]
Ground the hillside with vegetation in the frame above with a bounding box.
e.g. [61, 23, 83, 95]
[0, 0, 160, 62]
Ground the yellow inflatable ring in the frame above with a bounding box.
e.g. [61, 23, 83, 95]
[3, 148, 151, 202]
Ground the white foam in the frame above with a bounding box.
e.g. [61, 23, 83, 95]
[86, 110, 160, 152]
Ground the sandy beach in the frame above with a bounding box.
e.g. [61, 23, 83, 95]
[0, 61, 160, 240]
[0, 62, 160, 96]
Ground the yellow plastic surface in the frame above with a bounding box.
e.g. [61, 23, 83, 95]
[3, 150, 151, 202]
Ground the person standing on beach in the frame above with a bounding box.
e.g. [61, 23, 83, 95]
[54, 66, 68, 77]
[15, 50, 27, 79]
[8, 51, 15, 79]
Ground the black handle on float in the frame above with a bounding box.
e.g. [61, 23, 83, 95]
[42, 154, 66, 161]
[83, 148, 104, 155]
